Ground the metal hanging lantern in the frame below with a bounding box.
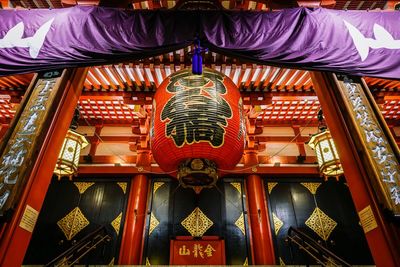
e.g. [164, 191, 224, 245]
[54, 129, 88, 179]
[308, 130, 344, 178]
[307, 110, 344, 179]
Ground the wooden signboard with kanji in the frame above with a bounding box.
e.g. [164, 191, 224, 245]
[170, 237, 225, 265]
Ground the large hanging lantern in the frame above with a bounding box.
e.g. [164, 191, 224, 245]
[151, 68, 245, 188]
[54, 129, 89, 179]
[308, 130, 344, 178]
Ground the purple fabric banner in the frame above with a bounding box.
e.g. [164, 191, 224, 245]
[0, 6, 399, 79]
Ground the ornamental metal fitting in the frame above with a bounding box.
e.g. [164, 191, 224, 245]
[177, 158, 218, 190]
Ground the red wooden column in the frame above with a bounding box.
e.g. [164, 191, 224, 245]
[246, 174, 275, 265]
[0, 68, 88, 266]
[310, 71, 400, 267]
[119, 174, 149, 264]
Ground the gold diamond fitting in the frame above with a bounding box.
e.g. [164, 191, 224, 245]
[301, 183, 321, 195]
[117, 182, 127, 194]
[149, 212, 159, 236]
[235, 212, 246, 235]
[181, 207, 213, 237]
[230, 182, 241, 194]
[74, 182, 94, 194]
[267, 182, 278, 194]
[111, 212, 122, 235]
[153, 182, 165, 194]
[57, 207, 89, 240]
[272, 212, 284, 235]
[305, 207, 337, 241]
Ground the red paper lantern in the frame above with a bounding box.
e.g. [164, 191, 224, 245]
[150, 68, 245, 187]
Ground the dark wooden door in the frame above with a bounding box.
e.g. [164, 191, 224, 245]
[24, 176, 129, 265]
[143, 177, 251, 265]
[266, 178, 373, 265]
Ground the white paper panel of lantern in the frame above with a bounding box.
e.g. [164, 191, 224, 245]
[308, 130, 344, 178]
[54, 130, 88, 178]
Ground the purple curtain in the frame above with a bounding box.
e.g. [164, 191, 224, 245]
[1, 6, 400, 79]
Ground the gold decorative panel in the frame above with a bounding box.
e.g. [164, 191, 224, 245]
[149, 212, 159, 236]
[301, 183, 321, 195]
[146, 257, 151, 266]
[268, 182, 278, 194]
[279, 257, 285, 266]
[230, 182, 242, 194]
[111, 212, 122, 235]
[339, 79, 400, 215]
[181, 207, 213, 237]
[117, 182, 127, 194]
[153, 182, 165, 194]
[243, 257, 248, 266]
[57, 207, 89, 240]
[272, 212, 284, 235]
[305, 207, 337, 241]
[74, 182, 94, 194]
[0, 75, 61, 213]
[235, 212, 245, 235]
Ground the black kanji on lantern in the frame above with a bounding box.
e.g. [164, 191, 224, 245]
[161, 71, 232, 148]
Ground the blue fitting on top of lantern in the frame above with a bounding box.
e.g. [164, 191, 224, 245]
[192, 38, 208, 75]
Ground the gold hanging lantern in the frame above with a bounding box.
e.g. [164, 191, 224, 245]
[308, 130, 344, 178]
[54, 129, 88, 179]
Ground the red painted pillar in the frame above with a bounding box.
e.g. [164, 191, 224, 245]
[0, 68, 88, 267]
[118, 174, 149, 264]
[310, 71, 400, 267]
[246, 174, 275, 265]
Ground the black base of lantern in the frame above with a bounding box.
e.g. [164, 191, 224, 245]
[177, 158, 218, 190]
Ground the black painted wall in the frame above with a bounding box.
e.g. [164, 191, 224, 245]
[24, 176, 129, 265]
[143, 177, 251, 265]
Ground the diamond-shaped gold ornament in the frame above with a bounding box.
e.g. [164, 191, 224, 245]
[305, 207, 337, 241]
[181, 207, 213, 237]
[57, 207, 89, 240]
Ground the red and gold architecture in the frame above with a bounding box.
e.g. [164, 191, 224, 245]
[0, 1, 400, 266]
[151, 68, 245, 188]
